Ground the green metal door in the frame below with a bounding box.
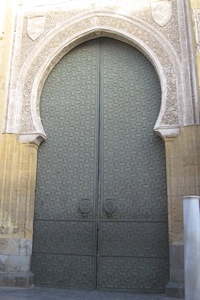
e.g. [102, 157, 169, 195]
[32, 38, 169, 291]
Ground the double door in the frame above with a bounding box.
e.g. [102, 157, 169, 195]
[32, 38, 169, 291]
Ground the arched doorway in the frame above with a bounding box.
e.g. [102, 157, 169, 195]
[31, 37, 169, 291]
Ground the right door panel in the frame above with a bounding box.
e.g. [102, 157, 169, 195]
[99, 38, 169, 291]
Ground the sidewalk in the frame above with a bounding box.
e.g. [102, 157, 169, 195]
[0, 286, 183, 300]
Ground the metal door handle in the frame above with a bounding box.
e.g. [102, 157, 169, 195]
[79, 199, 92, 214]
[104, 199, 116, 215]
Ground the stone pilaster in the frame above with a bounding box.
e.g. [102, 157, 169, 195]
[0, 134, 37, 286]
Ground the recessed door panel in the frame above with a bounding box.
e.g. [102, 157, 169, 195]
[32, 38, 169, 292]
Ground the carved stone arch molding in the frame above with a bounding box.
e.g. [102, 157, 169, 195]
[4, 9, 197, 146]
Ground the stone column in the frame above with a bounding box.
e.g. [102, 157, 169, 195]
[183, 196, 200, 300]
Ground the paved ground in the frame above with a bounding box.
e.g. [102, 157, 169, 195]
[0, 287, 183, 300]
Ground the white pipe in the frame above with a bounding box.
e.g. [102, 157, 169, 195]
[183, 195, 200, 300]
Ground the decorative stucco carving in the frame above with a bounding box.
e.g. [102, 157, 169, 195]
[193, 9, 200, 52]
[3, 0, 199, 143]
[150, 0, 172, 27]
[26, 15, 46, 41]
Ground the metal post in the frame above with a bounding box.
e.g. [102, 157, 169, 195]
[183, 196, 200, 300]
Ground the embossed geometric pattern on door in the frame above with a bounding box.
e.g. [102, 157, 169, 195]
[32, 38, 169, 291]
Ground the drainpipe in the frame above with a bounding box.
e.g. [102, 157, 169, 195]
[183, 196, 200, 300]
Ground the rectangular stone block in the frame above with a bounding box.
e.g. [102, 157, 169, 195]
[19, 239, 32, 255]
[169, 245, 184, 282]
[0, 238, 32, 255]
[0, 239, 19, 255]
[0, 272, 10, 286]
[8, 255, 31, 272]
[0, 271, 34, 287]
[165, 281, 184, 298]
[0, 255, 8, 272]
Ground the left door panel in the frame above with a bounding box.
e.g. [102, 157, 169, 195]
[32, 40, 99, 289]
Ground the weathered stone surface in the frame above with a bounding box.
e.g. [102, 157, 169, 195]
[169, 245, 184, 282]
[0, 238, 32, 255]
[0, 255, 8, 272]
[7, 255, 31, 273]
[165, 281, 184, 298]
[0, 271, 33, 287]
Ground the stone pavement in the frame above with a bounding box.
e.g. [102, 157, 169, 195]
[0, 287, 183, 300]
